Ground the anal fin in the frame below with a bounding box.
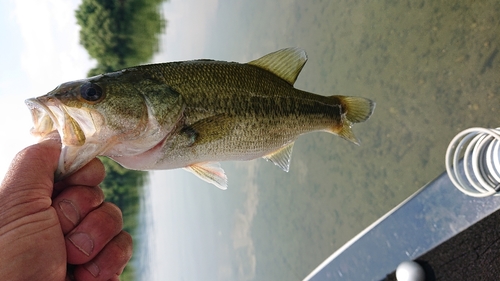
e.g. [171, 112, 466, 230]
[184, 162, 228, 190]
[336, 123, 360, 145]
[263, 142, 294, 172]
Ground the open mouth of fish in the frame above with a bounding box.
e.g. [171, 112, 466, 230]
[25, 97, 97, 147]
[25, 96, 104, 180]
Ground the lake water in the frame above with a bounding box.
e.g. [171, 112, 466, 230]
[132, 0, 500, 280]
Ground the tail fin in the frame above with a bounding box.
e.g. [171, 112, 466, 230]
[342, 96, 375, 123]
[331, 96, 375, 145]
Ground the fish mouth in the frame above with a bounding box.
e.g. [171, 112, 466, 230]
[25, 96, 103, 180]
[25, 97, 96, 147]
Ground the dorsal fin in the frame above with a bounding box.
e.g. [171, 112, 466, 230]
[247, 48, 307, 85]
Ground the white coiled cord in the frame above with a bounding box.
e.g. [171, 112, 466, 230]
[445, 127, 500, 197]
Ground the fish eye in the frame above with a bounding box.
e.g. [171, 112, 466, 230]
[80, 82, 103, 102]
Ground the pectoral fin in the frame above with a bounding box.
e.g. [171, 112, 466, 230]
[182, 114, 235, 146]
[263, 142, 294, 172]
[184, 162, 228, 190]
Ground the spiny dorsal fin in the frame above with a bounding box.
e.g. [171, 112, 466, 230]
[247, 48, 307, 85]
[263, 142, 294, 172]
[184, 162, 228, 190]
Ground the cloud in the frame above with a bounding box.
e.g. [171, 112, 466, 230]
[13, 0, 93, 90]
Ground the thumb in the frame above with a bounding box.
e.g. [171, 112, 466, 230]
[0, 132, 61, 200]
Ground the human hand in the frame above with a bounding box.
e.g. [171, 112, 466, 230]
[0, 134, 132, 281]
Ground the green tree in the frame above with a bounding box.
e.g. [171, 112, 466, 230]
[76, 0, 168, 76]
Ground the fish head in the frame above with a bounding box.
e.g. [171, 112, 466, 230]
[25, 69, 180, 180]
[26, 73, 151, 144]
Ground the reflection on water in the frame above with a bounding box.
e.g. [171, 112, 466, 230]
[128, 0, 500, 280]
[133, 175, 154, 281]
[76, 0, 167, 76]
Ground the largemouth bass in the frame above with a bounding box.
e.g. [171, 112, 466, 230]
[26, 48, 375, 189]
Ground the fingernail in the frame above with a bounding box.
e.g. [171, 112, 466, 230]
[68, 232, 94, 256]
[59, 200, 80, 225]
[84, 261, 100, 277]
